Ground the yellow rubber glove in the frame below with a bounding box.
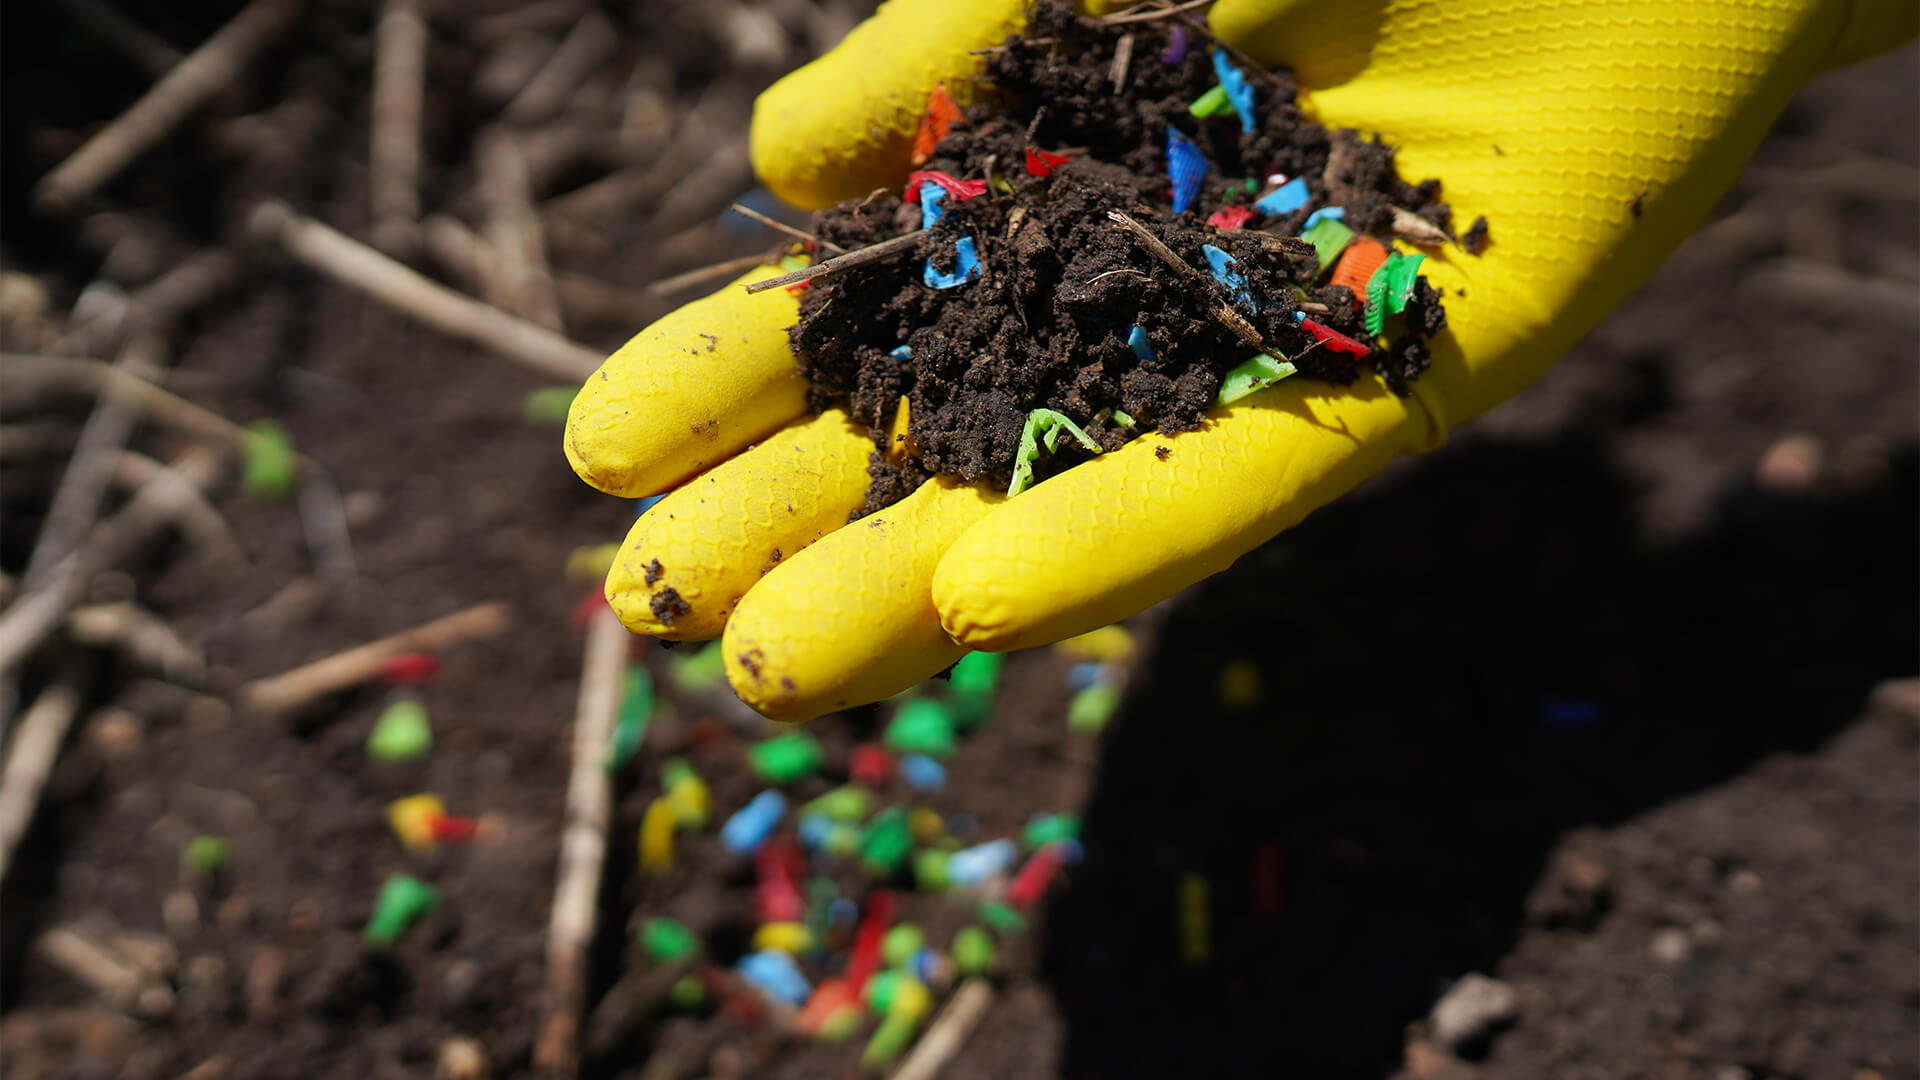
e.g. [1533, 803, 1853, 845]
[567, 0, 1915, 720]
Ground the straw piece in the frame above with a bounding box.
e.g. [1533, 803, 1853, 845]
[891, 979, 997, 1080]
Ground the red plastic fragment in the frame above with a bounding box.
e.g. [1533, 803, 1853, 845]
[570, 586, 609, 631]
[380, 652, 440, 685]
[754, 838, 808, 923]
[911, 83, 962, 166]
[703, 964, 767, 1028]
[1250, 841, 1285, 919]
[427, 813, 481, 844]
[1007, 842, 1070, 908]
[903, 170, 987, 203]
[845, 890, 896, 997]
[1296, 315, 1372, 357]
[1207, 205, 1255, 231]
[1024, 147, 1070, 177]
[850, 743, 893, 788]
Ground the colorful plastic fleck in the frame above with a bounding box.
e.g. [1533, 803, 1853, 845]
[908, 807, 945, 845]
[1007, 842, 1070, 908]
[825, 822, 860, 858]
[1210, 49, 1257, 134]
[881, 923, 926, 969]
[1329, 236, 1390, 308]
[667, 974, 708, 1011]
[859, 807, 913, 877]
[739, 950, 812, 1007]
[951, 926, 996, 976]
[924, 235, 980, 290]
[1023, 813, 1081, 851]
[1291, 312, 1372, 357]
[885, 699, 957, 760]
[367, 700, 431, 762]
[364, 874, 440, 948]
[1365, 261, 1392, 336]
[1254, 176, 1311, 216]
[603, 665, 653, 773]
[753, 921, 812, 954]
[641, 917, 697, 963]
[748, 730, 824, 785]
[640, 796, 676, 871]
[521, 386, 578, 426]
[1301, 206, 1346, 231]
[1058, 625, 1134, 663]
[908, 946, 951, 990]
[1007, 408, 1104, 497]
[797, 812, 835, 852]
[899, 753, 946, 792]
[1216, 352, 1298, 406]
[1187, 83, 1235, 118]
[947, 838, 1018, 887]
[913, 848, 951, 892]
[1382, 251, 1426, 315]
[1024, 147, 1069, 176]
[1166, 129, 1208, 216]
[977, 899, 1027, 935]
[1126, 324, 1157, 365]
[861, 977, 931, 1070]
[720, 790, 786, 855]
[903, 171, 987, 204]
[565, 542, 620, 584]
[798, 977, 863, 1037]
[1300, 217, 1355, 274]
[379, 652, 439, 685]
[1207, 205, 1255, 231]
[850, 744, 893, 788]
[910, 83, 961, 167]
[389, 793, 448, 850]
[1067, 682, 1122, 732]
[1203, 244, 1256, 311]
[661, 758, 711, 828]
[1163, 25, 1189, 64]
[805, 784, 871, 824]
[183, 835, 229, 875]
[670, 642, 727, 693]
[241, 420, 298, 499]
[1180, 873, 1211, 965]
[756, 838, 808, 922]
[845, 890, 896, 996]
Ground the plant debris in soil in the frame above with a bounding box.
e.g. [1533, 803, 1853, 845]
[789, 3, 1466, 510]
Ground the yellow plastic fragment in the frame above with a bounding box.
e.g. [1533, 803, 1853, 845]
[387, 794, 445, 851]
[753, 922, 813, 954]
[640, 796, 676, 872]
[1053, 624, 1134, 664]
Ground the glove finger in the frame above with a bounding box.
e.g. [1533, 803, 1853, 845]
[724, 475, 1004, 721]
[565, 265, 806, 498]
[751, 0, 1027, 210]
[933, 375, 1427, 652]
[605, 409, 875, 641]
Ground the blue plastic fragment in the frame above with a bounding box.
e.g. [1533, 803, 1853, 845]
[634, 494, 665, 518]
[1126, 325, 1156, 365]
[1166, 129, 1209, 215]
[889, 344, 912, 360]
[1066, 661, 1107, 692]
[1255, 177, 1310, 216]
[920, 184, 948, 228]
[828, 897, 859, 926]
[797, 812, 835, 852]
[924, 235, 980, 289]
[1210, 49, 1256, 135]
[739, 950, 812, 1007]
[1300, 206, 1347, 231]
[1202, 244, 1255, 311]
[1053, 836, 1086, 865]
[899, 753, 947, 792]
[719, 790, 786, 854]
[947, 839, 1019, 886]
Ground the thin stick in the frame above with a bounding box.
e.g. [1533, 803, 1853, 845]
[1106, 211, 1264, 349]
[646, 252, 778, 297]
[1175, 14, 1290, 89]
[1, 353, 252, 448]
[639, 140, 754, 240]
[503, 10, 618, 127]
[743, 230, 926, 294]
[370, 0, 428, 257]
[110, 450, 248, 568]
[67, 602, 206, 683]
[728, 202, 843, 256]
[239, 601, 511, 714]
[1101, 0, 1214, 26]
[0, 684, 81, 881]
[51, 249, 236, 357]
[892, 979, 997, 1080]
[52, 0, 183, 78]
[1109, 32, 1136, 92]
[34, 0, 305, 213]
[478, 129, 566, 332]
[249, 200, 600, 381]
[534, 605, 627, 1076]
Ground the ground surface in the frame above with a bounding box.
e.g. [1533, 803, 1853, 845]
[0, 4, 1914, 1079]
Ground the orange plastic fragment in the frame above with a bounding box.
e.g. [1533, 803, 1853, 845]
[911, 83, 962, 166]
[1328, 237, 1389, 311]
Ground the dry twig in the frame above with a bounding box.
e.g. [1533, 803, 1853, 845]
[1100, 0, 1215, 26]
[892, 979, 997, 1080]
[240, 602, 511, 714]
[51, 249, 236, 358]
[743, 230, 927, 294]
[533, 605, 627, 1076]
[67, 603, 206, 683]
[370, 0, 429, 256]
[0, 684, 81, 881]
[728, 202, 843, 256]
[503, 9, 618, 126]
[1106, 211, 1264, 349]
[478, 130, 566, 332]
[646, 252, 780, 297]
[1109, 32, 1136, 92]
[34, 0, 306, 212]
[53, 0, 183, 77]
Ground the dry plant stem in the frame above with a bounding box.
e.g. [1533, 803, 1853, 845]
[51, 249, 236, 357]
[239, 601, 510, 714]
[1100, 0, 1216, 26]
[743, 230, 927, 294]
[249, 200, 600, 381]
[641, 141, 755, 240]
[1, 354, 251, 448]
[553, 272, 660, 327]
[504, 9, 618, 126]
[1109, 32, 1135, 92]
[0, 684, 81, 882]
[33, 0, 305, 212]
[646, 251, 779, 296]
[891, 978, 997, 1080]
[21, 329, 168, 587]
[478, 130, 566, 332]
[728, 202, 844, 255]
[67, 603, 206, 683]
[0, 448, 224, 681]
[297, 471, 358, 581]
[534, 605, 627, 1076]
[109, 450, 248, 568]
[1389, 206, 1452, 246]
[54, 0, 183, 77]
[371, 0, 428, 256]
[1106, 211, 1264, 349]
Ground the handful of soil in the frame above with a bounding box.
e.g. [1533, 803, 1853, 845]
[786, 2, 1477, 511]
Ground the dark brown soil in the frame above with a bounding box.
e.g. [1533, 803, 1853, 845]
[791, 3, 1453, 497]
[1, 3, 1914, 1079]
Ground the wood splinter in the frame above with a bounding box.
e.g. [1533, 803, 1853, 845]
[743, 230, 927, 294]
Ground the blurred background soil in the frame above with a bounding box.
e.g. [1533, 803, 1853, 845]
[0, 3, 1914, 1078]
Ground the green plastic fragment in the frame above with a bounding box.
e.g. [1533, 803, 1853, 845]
[670, 642, 727, 693]
[183, 835, 230, 875]
[862, 1010, 920, 1070]
[806, 876, 837, 947]
[1365, 265, 1391, 336]
[1008, 409, 1104, 497]
[748, 731, 825, 784]
[1188, 84, 1235, 118]
[1109, 408, 1136, 429]
[603, 665, 654, 773]
[977, 900, 1026, 935]
[885, 699, 957, 759]
[1068, 682, 1122, 733]
[817, 1005, 863, 1043]
[1216, 352, 1299, 405]
[364, 874, 440, 948]
[825, 821, 861, 858]
[1023, 813, 1081, 851]
[367, 700, 432, 761]
[860, 807, 912, 877]
[949, 651, 1003, 698]
[777, 253, 809, 273]
[522, 386, 579, 426]
[951, 926, 997, 976]
[1300, 218, 1355, 274]
[864, 969, 902, 1012]
[804, 784, 871, 823]
[913, 848, 951, 891]
[1383, 251, 1426, 314]
[241, 420, 298, 500]
[1244, 178, 1259, 192]
[882, 924, 926, 969]
[666, 973, 708, 1010]
[641, 917, 698, 964]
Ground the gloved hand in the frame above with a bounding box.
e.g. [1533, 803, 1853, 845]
[566, 0, 1914, 720]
